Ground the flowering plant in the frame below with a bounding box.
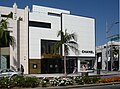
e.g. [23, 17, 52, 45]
[40, 77, 49, 87]
[99, 76, 120, 83]
[50, 77, 73, 86]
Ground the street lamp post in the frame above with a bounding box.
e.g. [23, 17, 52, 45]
[106, 21, 119, 71]
[106, 21, 108, 71]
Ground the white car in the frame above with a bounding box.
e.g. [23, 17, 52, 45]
[0, 69, 22, 78]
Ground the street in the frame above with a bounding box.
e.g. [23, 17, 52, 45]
[70, 84, 120, 89]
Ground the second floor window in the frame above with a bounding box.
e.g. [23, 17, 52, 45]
[29, 21, 51, 28]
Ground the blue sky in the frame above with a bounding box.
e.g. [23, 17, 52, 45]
[0, 0, 119, 46]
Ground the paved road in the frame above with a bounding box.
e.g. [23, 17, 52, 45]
[70, 84, 120, 89]
[27, 84, 120, 89]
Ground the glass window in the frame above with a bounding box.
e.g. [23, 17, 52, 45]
[29, 21, 51, 28]
[41, 40, 61, 54]
[48, 12, 61, 17]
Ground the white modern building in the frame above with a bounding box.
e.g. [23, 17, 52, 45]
[0, 4, 95, 74]
[96, 41, 120, 71]
[29, 5, 95, 74]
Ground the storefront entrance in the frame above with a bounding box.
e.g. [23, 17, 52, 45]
[41, 58, 63, 73]
[41, 57, 77, 74]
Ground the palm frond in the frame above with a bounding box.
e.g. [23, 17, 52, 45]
[56, 29, 78, 55]
[64, 32, 77, 43]
[70, 32, 77, 41]
[57, 30, 63, 37]
[1, 19, 8, 29]
[0, 31, 15, 48]
[53, 41, 62, 54]
[0, 12, 15, 49]
[0, 19, 8, 39]
[68, 42, 78, 48]
[9, 35, 16, 48]
[7, 12, 13, 19]
[68, 41, 78, 47]
[0, 28, 4, 38]
[55, 29, 79, 77]
[67, 43, 79, 55]
[64, 44, 69, 55]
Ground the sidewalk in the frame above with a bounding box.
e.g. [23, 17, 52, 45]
[26, 70, 120, 78]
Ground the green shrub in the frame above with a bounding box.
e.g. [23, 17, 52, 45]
[74, 76, 84, 84]
[0, 77, 13, 88]
[91, 76, 100, 83]
[74, 76, 100, 84]
[22, 76, 40, 88]
[0, 76, 40, 88]
[82, 76, 92, 84]
[11, 76, 25, 87]
[0, 75, 103, 88]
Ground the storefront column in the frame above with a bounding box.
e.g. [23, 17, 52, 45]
[77, 59, 81, 73]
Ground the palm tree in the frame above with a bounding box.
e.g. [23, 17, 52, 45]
[0, 12, 15, 67]
[54, 29, 79, 77]
[0, 31, 15, 48]
[0, 12, 15, 48]
[0, 19, 8, 39]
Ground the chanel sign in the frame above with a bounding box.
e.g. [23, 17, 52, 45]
[82, 50, 94, 54]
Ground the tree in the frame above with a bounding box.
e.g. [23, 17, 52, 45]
[54, 29, 79, 76]
[0, 31, 15, 48]
[0, 12, 15, 67]
[0, 12, 15, 48]
[112, 46, 119, 55]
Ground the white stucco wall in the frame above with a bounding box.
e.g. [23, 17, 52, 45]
[29, 12, 61, 59]
[62, 14, 95, 57]
[29, 5, 95, 59]
[29, 5, 71, 59]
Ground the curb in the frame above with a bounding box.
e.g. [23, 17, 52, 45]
[46, 82, 120, 89]
[28, 82, 120, 89]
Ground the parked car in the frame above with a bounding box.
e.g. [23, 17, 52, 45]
[0, 69, 22, 78]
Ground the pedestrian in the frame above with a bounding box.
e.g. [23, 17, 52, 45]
[82, 64, 87, 71]
[21, 64, 24, 75]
